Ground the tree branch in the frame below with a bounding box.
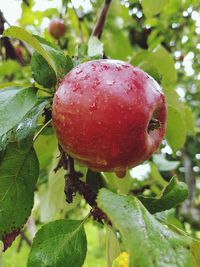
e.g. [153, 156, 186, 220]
[91, 0, 112, 39]
[182, 150, 196, 201]
[33, 119, 52, 142]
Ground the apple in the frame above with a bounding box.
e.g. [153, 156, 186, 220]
[48, 19, 66, 39]
[52, 59, 167, 174]
[15, 46, 23, 61]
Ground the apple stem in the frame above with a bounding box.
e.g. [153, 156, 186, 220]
[91, 0, 112, 39]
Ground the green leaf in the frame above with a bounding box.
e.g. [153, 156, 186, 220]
[150, 46, 177, 85]
[0, 86, 37, 139]
[132, 46, 177, 85]
[103, 24, 132, 60]
[102, 172, 132, 195]
[97, 188, 200, 267]
[34, 134, 57, 171]
[138, 177, 188, 213]
[163, 86, 185, 111]
[0, 140, 39, 249]
[138, 61, 162, 83]
[3, 26, 57, 76]
[106, 226, 121, 267]
[28, 220, 87, 267]
[0, 60, 21, 77]
[87, 37, 104, 57]
[0, 82, 30, 89]
[0, 99, 48, 152]
[33, 35, 74, 80]
[141, 0, 168, 18]
[166, 105, 186, 152]
[183, 106, 195, 136]
[13, 100, 48, 140]
[31, 52, 57, 88]
[153, 154, 180, 171]
[150, 162, 168, 187]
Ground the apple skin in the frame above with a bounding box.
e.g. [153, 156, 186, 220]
[52, 59, 167, 173]
[48, 19, 66, 39]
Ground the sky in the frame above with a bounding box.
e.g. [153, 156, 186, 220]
[1, 0, 62, 26]
[0, 0, 93, 26]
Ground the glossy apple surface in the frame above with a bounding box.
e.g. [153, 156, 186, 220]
[52, 59, 167, 173]
[48, 19, 66, 39]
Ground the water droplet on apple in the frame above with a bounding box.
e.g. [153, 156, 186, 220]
[76, 70, 83, 75]
[122, 64, 129, 69]
[116, 66, 122, 71]
[91, 64, 96, 70]
[106, 80, 115, 85]
[73, 82, 80, 92]
[89, 101, 97, 111]
[94, 78, 101, 85]
[102, 65, 109, 70]
[83, 74, 90, 80]
[115, 169, 126, 178]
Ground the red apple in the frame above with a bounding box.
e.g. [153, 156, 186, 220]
[48, 19, 66, 39]
[15, 46, 23, 63]
[52, 59, 167, 173]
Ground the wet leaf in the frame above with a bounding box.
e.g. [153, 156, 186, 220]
[28, 220, 87, 267]
[97, 188, 200, 267]
[0, 86, 37, 140]
[138, 177, 188, 213]
[3, 26, 57, 75]
[0, 140, 39, 250]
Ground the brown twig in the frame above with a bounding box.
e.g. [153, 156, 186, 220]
[16, 231, 32, 252]
[56, 145, 110, 224]
[91, 0, 112, 39]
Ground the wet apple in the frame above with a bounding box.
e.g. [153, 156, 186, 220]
[52, 59, 167, 173]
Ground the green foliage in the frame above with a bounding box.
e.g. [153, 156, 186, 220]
[27, 220, 87, 267]
[0, 60, 21, 77]
[0, 87, 37, 139]
[0, 140, 39, 245]
[141, 0, 168, 18]
[39, 154, 81, 222]
[132, 45, 177, 85]
[1, 0, 200, 265]
[97, 188, 200, 267]
[138, 177, 188, 213]
[166, 105, 186, 151]
[31, 52, 57, 88]
[3, 27, 58, 76]
[106, 226, 121, 267]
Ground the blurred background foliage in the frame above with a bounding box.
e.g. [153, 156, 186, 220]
[1, 0, 200, 266]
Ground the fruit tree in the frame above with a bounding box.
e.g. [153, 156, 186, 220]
[0, 0, 200, 267]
